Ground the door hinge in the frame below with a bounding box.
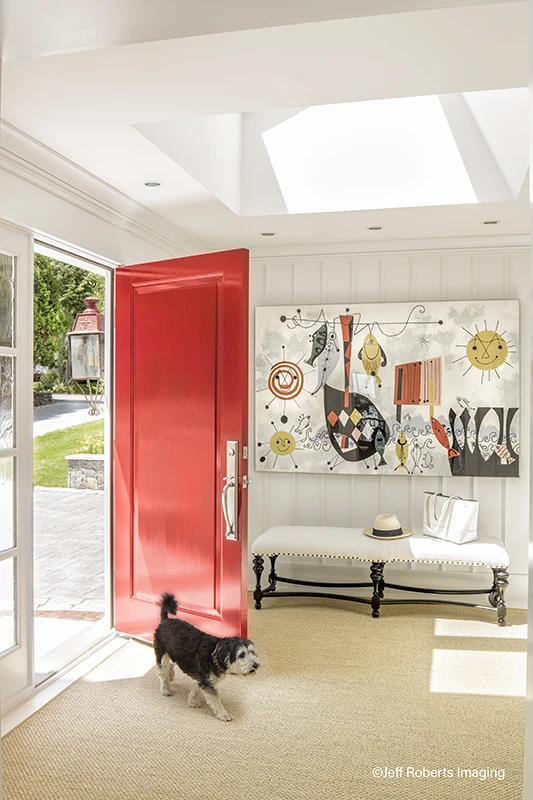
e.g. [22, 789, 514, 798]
[243, 446, 248, 459]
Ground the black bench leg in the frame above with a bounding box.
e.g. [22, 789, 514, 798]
[267, 555, 278, 592]
[253, 555, 264, 609]
[489, 571, 499, 608]
[490, 567, 509, 626]
[370, 562, 385, 618]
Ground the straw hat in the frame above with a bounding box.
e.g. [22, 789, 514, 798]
[363, 513, 412, 540]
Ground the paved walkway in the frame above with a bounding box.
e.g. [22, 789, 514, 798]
[34, 487, 106, 616]
[33, 398, 97, 437]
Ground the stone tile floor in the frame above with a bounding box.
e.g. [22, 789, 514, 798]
[34, 487, 106, 619]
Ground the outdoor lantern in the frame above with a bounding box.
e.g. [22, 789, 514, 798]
[67, 296, 105, 414]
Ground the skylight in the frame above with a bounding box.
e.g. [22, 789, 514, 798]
[261, 95, 487, 214]
[136, 88, 528, 218]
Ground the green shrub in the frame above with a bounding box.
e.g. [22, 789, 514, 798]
[79, 431, 105, 455]
[53, 378, 105, 396]
[39, 371, 59, 391]
[50, 379, 75, 394]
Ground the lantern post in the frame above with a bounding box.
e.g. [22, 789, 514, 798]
[66, 296, 105, 415]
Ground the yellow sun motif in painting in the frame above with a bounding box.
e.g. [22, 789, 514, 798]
[270, 431, 296, 456]
[257, 421, 301, 469]
[466, 330, 507, 370]
[454, 322, 516, 383]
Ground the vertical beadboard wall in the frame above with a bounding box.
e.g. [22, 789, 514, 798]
[247, 244, 530, 606]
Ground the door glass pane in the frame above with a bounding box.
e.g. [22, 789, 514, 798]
[0, 458, 15, 551]
[0, 253, 15, 348]
[0, 355, 15, 449]
[0, 557, 16, 655]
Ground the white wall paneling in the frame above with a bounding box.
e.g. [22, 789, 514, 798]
[248, 243, 530, 607]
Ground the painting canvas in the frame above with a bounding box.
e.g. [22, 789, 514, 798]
[255, 301, 520, 477]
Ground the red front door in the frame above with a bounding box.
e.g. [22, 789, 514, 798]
[114, 249, 249, 641]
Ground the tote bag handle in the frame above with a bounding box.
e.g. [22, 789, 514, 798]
[425, 493, 461, 534]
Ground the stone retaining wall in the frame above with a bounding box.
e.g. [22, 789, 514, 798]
[34, 391, 53, 407]
[65, 454, 104, 490]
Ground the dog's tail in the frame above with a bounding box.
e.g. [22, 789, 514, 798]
[159, 592, 178, 621]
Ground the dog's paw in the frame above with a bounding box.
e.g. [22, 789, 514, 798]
[160, 686, 173, 697]
[187, 692, 202, 708]
[216, 711, 233, 722]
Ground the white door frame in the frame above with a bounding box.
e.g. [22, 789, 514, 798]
[33, 239, 116, 674]
[0, 219, 34, 714]
[0, 225, 118, 715]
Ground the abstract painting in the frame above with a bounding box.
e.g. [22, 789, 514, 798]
[255, 301, 520, 477]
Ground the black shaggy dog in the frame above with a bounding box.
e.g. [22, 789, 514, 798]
[153, 592, 260, 722]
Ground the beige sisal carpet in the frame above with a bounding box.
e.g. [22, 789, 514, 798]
[2, 598, 528, 800]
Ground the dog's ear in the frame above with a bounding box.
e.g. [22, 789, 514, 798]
[217, 638, 243, 667]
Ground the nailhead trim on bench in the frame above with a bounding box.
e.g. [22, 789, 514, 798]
[252, 550, 508, 569]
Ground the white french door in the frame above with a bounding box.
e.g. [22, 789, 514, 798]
[0, 221, 34, 712]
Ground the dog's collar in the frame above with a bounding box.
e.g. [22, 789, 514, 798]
[211, 643, 225, 676]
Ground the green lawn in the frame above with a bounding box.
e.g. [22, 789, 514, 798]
[34, 420, 104, 488]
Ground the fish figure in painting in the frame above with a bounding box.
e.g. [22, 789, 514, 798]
[311, 331, 341, 395]
[358, 332, 387, 388]
[373, 428, 387, 467]
[494, 443, 516, 466]
[431, 417, 460, 459]
[306, 324, 328, 366]
[457, 396, 475, 415]
[410, 440, 423, 474]
[395, 431, 409, 473]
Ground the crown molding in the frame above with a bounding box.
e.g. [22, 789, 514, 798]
[250, 235, 529, 261]
[0, 121, 205, 257]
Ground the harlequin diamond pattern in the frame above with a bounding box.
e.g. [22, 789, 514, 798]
[327, 411, 339, 426]
[350, 408, 362, 426]
[339, 410, 349, 426]
[361, 422, 373, 439]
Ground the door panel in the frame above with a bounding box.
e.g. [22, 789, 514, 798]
[133, 280, 218, 610]
[0, 223, 34, 713]
[114, 249, 249, 641]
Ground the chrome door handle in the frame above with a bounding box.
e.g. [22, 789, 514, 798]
[223, 441, 239, 540]
[222, 477, 235, 538]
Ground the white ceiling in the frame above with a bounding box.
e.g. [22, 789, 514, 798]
[0, 0, 521, 61]
[0, 1, 528, 249]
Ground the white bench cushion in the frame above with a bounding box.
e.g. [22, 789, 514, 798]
[252, 526, 509, 569]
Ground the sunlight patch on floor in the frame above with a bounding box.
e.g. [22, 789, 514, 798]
[430, 649, 527, 696]
[434, 618, 527, 639]
[83, 642, 155, 682]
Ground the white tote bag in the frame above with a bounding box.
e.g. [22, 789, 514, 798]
[423, 492, 479, 544]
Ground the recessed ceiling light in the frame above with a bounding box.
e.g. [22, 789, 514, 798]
[261, 232, 276, 236]
[144, 181, 162, 187]
[367, 226, 383, 231]
[482, 220, 500, 225]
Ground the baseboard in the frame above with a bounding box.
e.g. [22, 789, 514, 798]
[248, 560, 528, 609]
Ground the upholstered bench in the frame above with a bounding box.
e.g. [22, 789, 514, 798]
[252, 526, 510, 625]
